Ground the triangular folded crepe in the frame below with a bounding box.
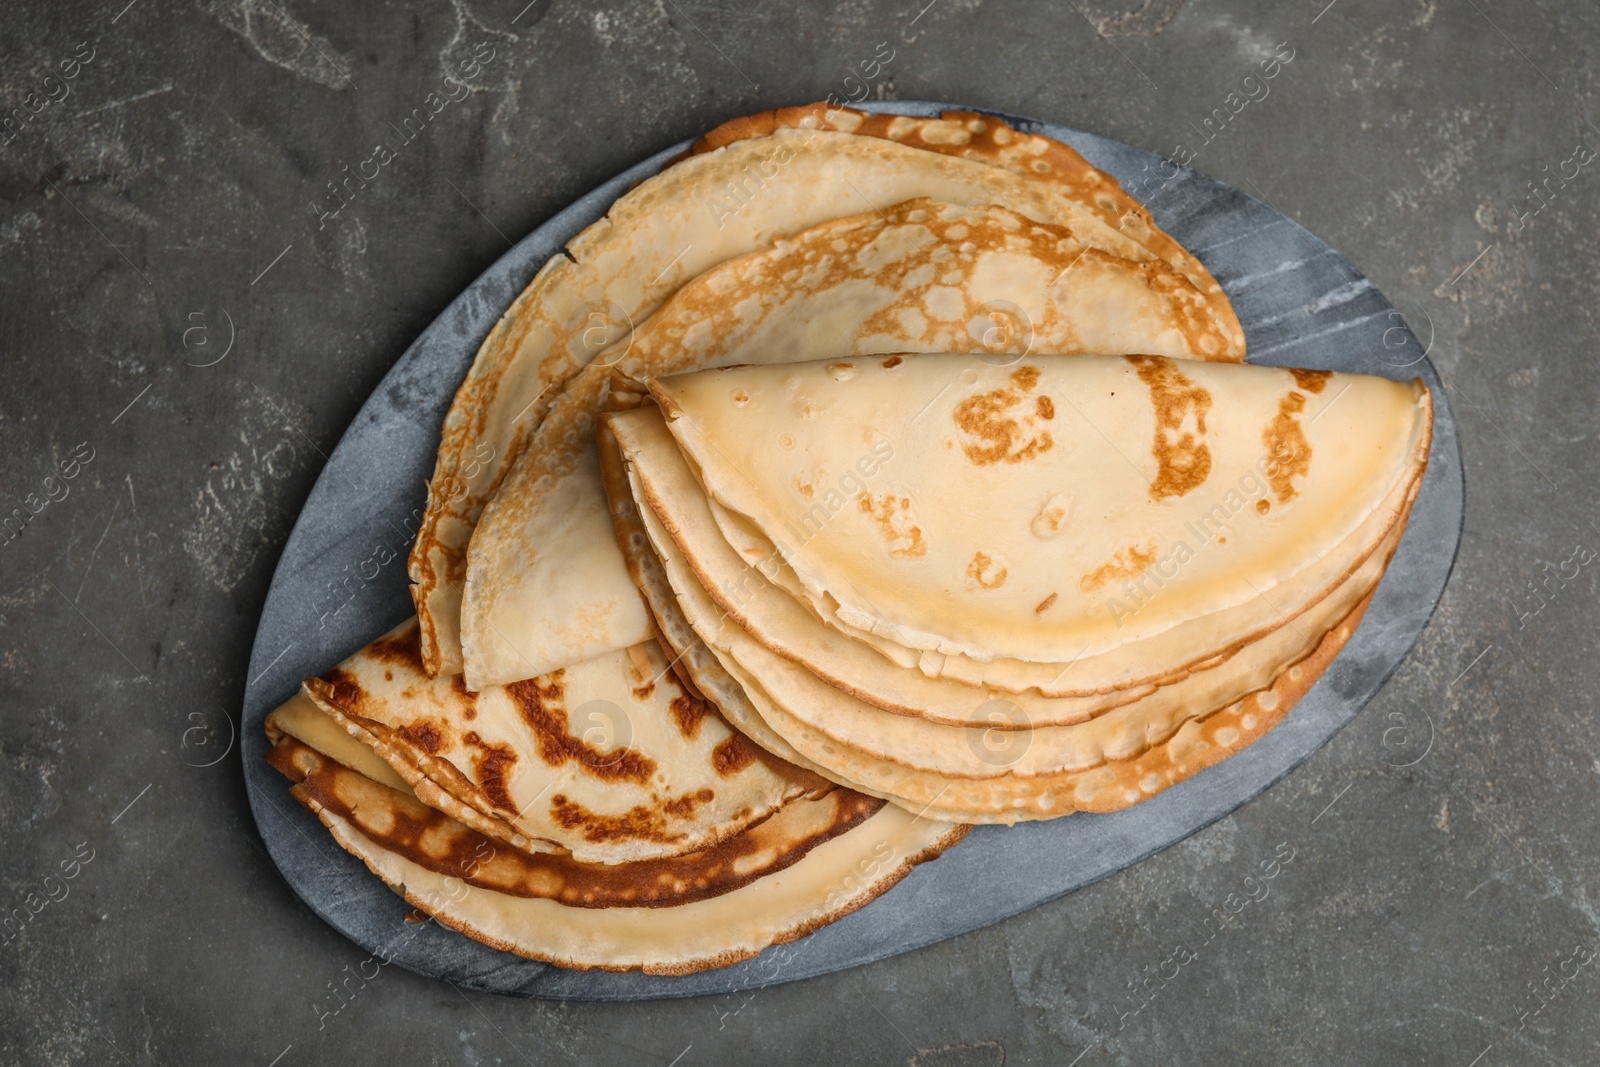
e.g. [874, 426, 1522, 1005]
[460, 199, 1248, 689]
[646, 354, 1431, 694]
[411, 104, 1242, 680]
[596, 401, 1402, 821]
[610, 401, 1397, 743]
[264, 728, 965, 973]
[297, 619, 816, 864]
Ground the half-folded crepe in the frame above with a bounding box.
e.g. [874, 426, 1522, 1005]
[460, 199, 1248, 689]
[597, 353, 1431, 820]
[644, 492, 1397, 818]
[645, 354, 1430, 691]
[611, 397, 1401, 738]
[683, 104, 1221, 315]
[410, 103, 1243, 681]
[599, 410, 1387, 822]
[295, 619, 818, 865]
[265, 710, 966, 972]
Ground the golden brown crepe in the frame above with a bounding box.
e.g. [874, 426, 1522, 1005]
[646, 354, 1431, 694]
[299, 619, 817, 864]
[679, 103, 1232, 329]
[595, 354, 1429, 820]
[411, 104, 1241, 681]
[460, 199, 1247, 689]
[264, 730, 966, 973]
[615, 419, 1408, 819]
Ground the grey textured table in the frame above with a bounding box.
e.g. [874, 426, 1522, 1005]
[1, 1, 1594, 1063]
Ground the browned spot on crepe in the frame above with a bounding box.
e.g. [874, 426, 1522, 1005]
[663, 790, 715, 817]
[317, 668, 365, 712]
[1125, 355, 1212, 500]
[450, 673, 478, 719]
[859, 493, 926, 558]
[1290, 368, 1332, 394]
[368, 623, 425, 668]
[669, 692, 711, 740]
[711, 735, 758, 777]
[881, 355, 903, 369]
[966, 551, 1007, 589]
[1263, 391, 1314, 503]
[505, 674, 657, 783]
[1079, 542, 1159, 593]
[548, 789, 715, 846]
[406, 720, 446, 755]
[461, 731, 518, 813]
[952, 366, 1055, 466]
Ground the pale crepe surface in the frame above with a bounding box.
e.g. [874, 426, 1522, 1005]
[649, 354, 1431, 687]
[619, 427, 1414, 820]
[413, 106, 1242, 683]
[662, 389, 1428, 700]
[452, 147, 1244, 688]
[610, 401, 1399, 749]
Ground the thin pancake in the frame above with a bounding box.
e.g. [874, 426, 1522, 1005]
[460, 198, 1246, 688]
[671, 395, 1424, 705]
[267, 733, 967, 973]
[600, 388, 1419, 820]
[611, 402, 1395, 749]
[266, 734, 881, 909]
[302, 618, 814, 864]
[414, 110, 1240, 679]
[649, 354, 1431, 688]
[679, 103, 1235, 335]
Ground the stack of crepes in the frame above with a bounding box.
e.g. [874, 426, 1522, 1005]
[262, 103, 1428, 974]
[600, 351, 1430, 825]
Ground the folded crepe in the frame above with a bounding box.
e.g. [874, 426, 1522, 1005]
[264, 99, 1429, 968]
[410, 103, 1242, 681]
[595, 353, 1430, 820]
[683, 103, 1225, 322]
[645, 354, 1431, 693]
[264, 719, 965, 973]
[610, 398, 1400, 738]
[460, 199, 1248, 689]
[643, 486, 1398, 816]
[602, 414, 1386, 820]
[295, 619, 819, 864]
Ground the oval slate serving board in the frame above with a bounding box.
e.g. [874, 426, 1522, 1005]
[241, 101, 1462, 1000]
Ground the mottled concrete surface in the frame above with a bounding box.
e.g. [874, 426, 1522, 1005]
[1, 0, 1596, 1063]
